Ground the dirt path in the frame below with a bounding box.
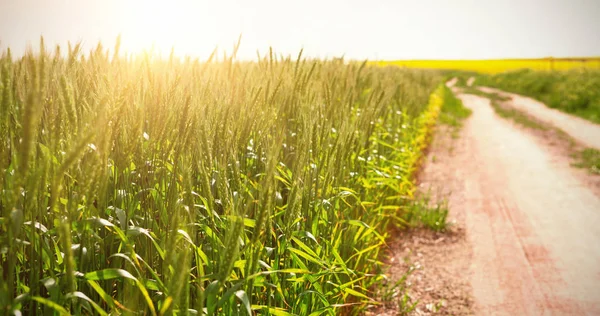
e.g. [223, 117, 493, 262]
[453, 93, 600, 315]
[371, 84, 600, 315]
[478, 87, 600, 149]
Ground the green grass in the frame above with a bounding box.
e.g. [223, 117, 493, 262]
[489, 101, 547, 130]
[460, 87, 510, 102]
[573, 148, 600, 175]
[460, 87, 546, 130]
[378, 268, 418, 315]
[475, 69, 600, 124]
[402, 195, 449, 232]
[439, 87, 472, 128]
[0, 38, 455, 315]
[441, 71, 478, 88]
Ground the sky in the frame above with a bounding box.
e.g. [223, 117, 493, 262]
[0, 0, 599, 60]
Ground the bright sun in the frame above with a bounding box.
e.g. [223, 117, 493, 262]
[118, 0, 245, 58]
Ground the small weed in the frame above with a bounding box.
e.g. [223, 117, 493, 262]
[403, 194, 449, 232]
[425, 301, 445, 313]
[572, 148, 600, 174]
[398, 293, 419, 315]
[379, 266, 419, 315]
[380, 268, 412, 302]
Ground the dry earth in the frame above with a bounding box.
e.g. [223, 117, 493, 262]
[371, 85, 600, 315]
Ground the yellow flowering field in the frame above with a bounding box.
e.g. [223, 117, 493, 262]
[374, 58, 600, 73]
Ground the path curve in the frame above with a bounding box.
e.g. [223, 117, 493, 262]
[478, 87, 600, 149]
[450, 93, 600, 315]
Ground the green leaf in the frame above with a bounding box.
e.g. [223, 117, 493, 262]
[251, 305, 297, 316]
[287, 247, 324, 267]
[113, 207, 127, 231]
[127, 227, 165, 260]
[66, 291, 108, 316]
[206, 280, 220, 315]
[84, 268, 136, 281]
[235, 290, 252, 316]
[343, 287, 370, 300]
[83, 269, 156, 316]
[31, 296, 70, 315]
[87, 280, 120, 309]
[159, 296, 173, 315]
[243, 218, 256, 228]
[38, 143, 59, 165]
[291, 237, 319, 258]
[177, 229, 196, 247]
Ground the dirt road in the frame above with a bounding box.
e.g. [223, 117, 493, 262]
[478, 87, 600, 149]
[451, 93, 600, 315]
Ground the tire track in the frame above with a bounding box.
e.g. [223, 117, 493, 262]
[451, 93, 600, 315]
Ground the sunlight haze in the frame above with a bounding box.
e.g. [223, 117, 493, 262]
[1, 0, 599, 60]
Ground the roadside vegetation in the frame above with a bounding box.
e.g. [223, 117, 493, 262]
[573, 149, 600, 175]
[0, 39, 468, 315]
[370, 85, 470, 314]
[403, 195, 449, 233]
[411, 87, 471, 234]
[438, 86, 472, 128]
[374, 87, 471, 314]
[399, 87, 470, 234]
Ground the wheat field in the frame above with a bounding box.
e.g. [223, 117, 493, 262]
[0, 40, 461, 315]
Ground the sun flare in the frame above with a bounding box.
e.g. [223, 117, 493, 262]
[117, 0, 245, 58]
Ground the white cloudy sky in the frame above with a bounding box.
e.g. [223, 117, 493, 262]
[1, 0, 599, 60]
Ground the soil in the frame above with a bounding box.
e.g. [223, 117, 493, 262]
[369, 86, 600, 315]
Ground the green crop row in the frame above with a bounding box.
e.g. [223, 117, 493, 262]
[0, 39, 452, 315]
